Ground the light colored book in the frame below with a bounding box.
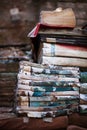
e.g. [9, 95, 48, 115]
[40, 8, 76, 28]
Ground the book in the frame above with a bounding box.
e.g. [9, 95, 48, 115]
[42, 43, 87, 58]
[16, 61, 80, 117]
[18, 79, 80, 87]
[39, 56, 87, 68]
[40, 8, 76, 28]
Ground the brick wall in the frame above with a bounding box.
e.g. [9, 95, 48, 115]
[0, 0, 87, 45]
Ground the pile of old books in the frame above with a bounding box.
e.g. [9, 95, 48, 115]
[28, 8, 87, 67]
[16, 61, 80, 118]
[16, 8, 87, 118]
[37, 31, 87, 67]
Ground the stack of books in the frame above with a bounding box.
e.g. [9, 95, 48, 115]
[34, 28, 87, 68]
[16, 8, 87, 118]
[16, 61, 80, 118]
[28, 8, 87, 67]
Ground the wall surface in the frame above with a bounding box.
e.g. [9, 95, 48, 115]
[0, 0, 87, 46]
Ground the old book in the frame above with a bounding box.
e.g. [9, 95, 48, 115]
[42, 43, 87, 59]
[27, 107, 78, 118]
[17, 107, 78, 117]
[40, 8, 76, 28]
[19, 70, 80, 79]
[27, 111, 66, 118]
[19, 70, 79, 79]
[18, 66, 80, 82]
[16, 61, 80, 116]
[19, 96, 79, 102]
[18, 79, 80, 87]
[29, 100, 78, 107]
[39, 56, 87, 68]
[19, 64, 79, 77]
[17, 84, 79, 92]
[17, 90, 79, 97]
[17, 100, 78, 108]
[18, 73, 79, 82]
[20, 66, 79, 76]
[16, 103, 78, 112]
[39, 30, 87, 46]
[20, 61, 80, 71]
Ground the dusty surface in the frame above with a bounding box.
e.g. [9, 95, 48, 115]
[0, 113, 87, 130]
[0, 115, 68, 130]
